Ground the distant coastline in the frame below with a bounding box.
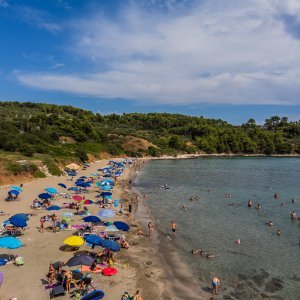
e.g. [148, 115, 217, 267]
[143, 153, 300, 160]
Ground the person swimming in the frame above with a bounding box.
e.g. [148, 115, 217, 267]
[255, 204, 261, 210]
[291, 211, 297, 220]
[182, 204, 186, 211]
[274, 193, 279, 199]
[248, 200, 252, 208]
[277, 229, 281, 236]
[268, 220, 274, 226]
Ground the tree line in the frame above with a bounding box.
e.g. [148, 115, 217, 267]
[0, 101, 299, 160]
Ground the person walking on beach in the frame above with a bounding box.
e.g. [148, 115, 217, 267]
[148, 222, 154, 237]
[39, 216, 45, 233]
[212, 276, 220, 295]
[171, 221, 177, 238]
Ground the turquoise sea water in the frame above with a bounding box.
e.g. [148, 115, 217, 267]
[134, 157, 300, 299]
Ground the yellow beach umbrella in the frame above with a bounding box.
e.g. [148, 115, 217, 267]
[63, 236, 84, 247]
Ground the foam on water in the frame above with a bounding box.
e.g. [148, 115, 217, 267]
[134, 157, 300, 299]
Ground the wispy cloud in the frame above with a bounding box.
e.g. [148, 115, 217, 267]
[49, 63, 65, 70]
[14, 6, 61, 33]
[17, 0, 300, 105]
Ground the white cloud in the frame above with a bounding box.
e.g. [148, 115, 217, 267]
[15, 6, 61, 33]
[17, 0, 300, 105]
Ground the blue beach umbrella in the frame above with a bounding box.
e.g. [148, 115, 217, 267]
[82, 216, 101, 223]
[85, 235, 103, 246]
[38, 193, 52, 199]
[46, 205, 61, 211]
[68, 172, 77, 176]
[45, 187, 58, 194]
[68, 187, 80, 191]
[10, 186, 22, 192]
[0, 237, 23, 249]
[11, 213, 29, 221]
[98, 209, 115, 219]
[114, 171, 122, 176]
[8, 190, 19, 195]
[8, 216, 27, 228]
[100, 192, 112, 196]
[66, 255, 94, 267]
[113, 221, 130, 232]
[100, 239, 120, 252]
[58, 183, 67, 188]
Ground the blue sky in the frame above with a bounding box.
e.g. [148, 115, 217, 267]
[1, 0, 300, 124]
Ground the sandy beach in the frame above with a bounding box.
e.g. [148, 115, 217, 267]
[0, 158, 207, 300]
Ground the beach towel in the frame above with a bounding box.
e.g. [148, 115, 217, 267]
[81, 265, 103, 273]
[71, 225, 84, 229]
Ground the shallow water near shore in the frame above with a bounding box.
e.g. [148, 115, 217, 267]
[134, 157, 300, 299]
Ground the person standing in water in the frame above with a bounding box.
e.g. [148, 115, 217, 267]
[148, 222, 154, 238]
[171, 221, 177, 238]
[212, 276, 221, 295]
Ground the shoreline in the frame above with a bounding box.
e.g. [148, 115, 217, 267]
[143, 153, 300, 160]
[129, 161, 209, 299]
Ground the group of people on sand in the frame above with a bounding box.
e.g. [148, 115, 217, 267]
[39, 214, 60, 233]
[47, 262, 96, 295]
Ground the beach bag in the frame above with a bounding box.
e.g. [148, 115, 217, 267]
[15, 257, 24, 266]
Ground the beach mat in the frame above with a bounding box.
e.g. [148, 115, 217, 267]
[81, 265, 103, 273]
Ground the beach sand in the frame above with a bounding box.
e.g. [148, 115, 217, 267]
[0, 159, 208, 300]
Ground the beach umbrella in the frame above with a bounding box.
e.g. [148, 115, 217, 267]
[10, 186, 22, 192]
[91, 173, 98, 176]
[38, 193, 52, 199]
[8, 190, 19, 195]
[46, 205, 61, 211]
[0, 237, 23, 249]
[79, 176, 87, 179]
[68, 187, 80, 191]
[45, 187, 58, 194]
[102, 174, 112, 178]
[82, 216, 101, 223]
[100, 239, 120, 252]
[8, 215, 27, 228]
[66, 254, 94, 267]
[63, 212, 73, 218]
[72, 195, 83, 201]
[85, 235, 103, 246]
[58, 183, 67, 188]
[113, 221, 130, 232]
[68, 172, 77, 176]
[82, 199, 94, 205]
[114, 171, 122, 177]
[11, 213, 29, 221]
[101, 185, 112, 191]
[64, 236, 84, 247]
[98, 209, 115, 218]
[100, 191, 112, 196]
[80, 182, 91, 188]
[104, 225, 119, 232]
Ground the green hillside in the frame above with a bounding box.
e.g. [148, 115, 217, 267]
[0, 101, 299, 178]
